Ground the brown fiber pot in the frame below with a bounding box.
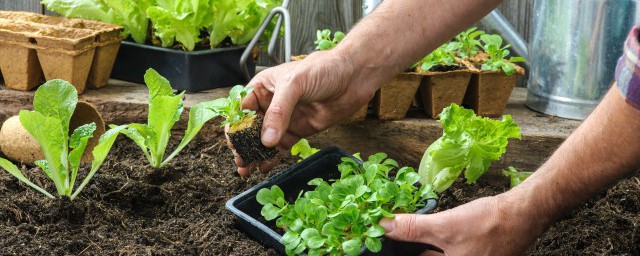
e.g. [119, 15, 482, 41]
[418, 67, 472, 118]
[373, 73, 422, 120]
[0, 40, 43, 91]
[462, 59, 524, 117]
[0, 101, 106, 165]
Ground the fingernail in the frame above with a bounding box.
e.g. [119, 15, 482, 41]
[379, 218, 394, 233]
[262, 127, 277, 145]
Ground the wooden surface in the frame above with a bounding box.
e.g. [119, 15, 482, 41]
[0, 1, 43, 13]
[0, 80, 580, 173]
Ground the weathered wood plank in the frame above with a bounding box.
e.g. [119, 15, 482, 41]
[497, 0, 533, 41]
[0, 0, 43, 13]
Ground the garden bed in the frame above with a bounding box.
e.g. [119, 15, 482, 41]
[0, 133, 638, 255]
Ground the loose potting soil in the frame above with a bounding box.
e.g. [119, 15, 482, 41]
[0, 134, 638, 255]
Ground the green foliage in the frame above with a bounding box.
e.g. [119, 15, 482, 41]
[118, 69, 217, 168]
[314, 29, 346, 51]
[258, 154, 435, 255]
[502, 166, 533, 188]
[205, 85, 256, 128]
[454, 27, 485, 58]
[291, 139, 319, 162]
[0, 79, 123, 200]
[416, 42, 461, 72]
[418, 104, 521, 193]
[42, 0, 282, 50]
[479, 34, 526, 76]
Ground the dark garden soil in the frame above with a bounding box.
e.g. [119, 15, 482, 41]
[1, 133, 639, 255]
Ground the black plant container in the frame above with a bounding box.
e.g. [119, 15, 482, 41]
[226, 146, 439, 256]
[111, 41, 256, 92]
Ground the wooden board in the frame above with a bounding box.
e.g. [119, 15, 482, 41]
[0, 1, 42, 13]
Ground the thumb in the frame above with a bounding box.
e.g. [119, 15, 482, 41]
[261, 85, 301, 147]
[379, 213, 442, 247]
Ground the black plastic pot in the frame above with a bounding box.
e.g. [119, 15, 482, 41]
[111, 41, 256, 92]
[226, 146, 439, 255]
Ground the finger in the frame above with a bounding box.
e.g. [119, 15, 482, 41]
[420, 250, 445, 256]
[262, 85, 301, 147]
[379, 214, 443, 248]
[237, 164, 254, 177]
[277, 132, 301, 151]
[242, 88, 260, 112]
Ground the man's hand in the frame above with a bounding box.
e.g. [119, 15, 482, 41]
[379, 192, 549, 256]
[233, 50, 380, 175]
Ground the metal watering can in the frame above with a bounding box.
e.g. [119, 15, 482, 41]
[486, 0, 639, 120]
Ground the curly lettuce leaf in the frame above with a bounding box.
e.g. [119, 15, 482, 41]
[418, 104, 521, 193]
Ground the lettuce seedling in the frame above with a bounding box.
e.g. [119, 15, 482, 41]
[418, 104, 521, 193]
[479, 34, 526, 76]
[118, 69, 218, 168]
[290, 139, 319, 162]
[502, 166, 533, 188]
[416, 42, 461, 72]
[206, 85, 278, 164]
[0, 80, 124, 200]
[258, 153, 435, 256]
[454, 27, 485, 58]
[314, 29, 346, 51]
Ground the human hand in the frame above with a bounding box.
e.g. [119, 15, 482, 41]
[232, 50, 382, 176]
[379, 194, 551, 255]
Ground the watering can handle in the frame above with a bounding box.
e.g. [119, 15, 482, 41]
[240, 1, 292, 81]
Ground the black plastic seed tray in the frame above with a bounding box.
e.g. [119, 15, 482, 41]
[225, 146, 439, 255]
[111, 41, 255, 92]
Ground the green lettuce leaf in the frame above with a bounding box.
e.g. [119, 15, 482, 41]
[68, 122, 96, 191]
[0, 158, 55, 198]
[418, 104, 521, 193]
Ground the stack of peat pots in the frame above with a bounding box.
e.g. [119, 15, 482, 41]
[0, 11, 123, 93]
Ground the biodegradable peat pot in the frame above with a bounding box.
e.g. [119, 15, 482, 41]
[226, 146, 439, 256]
[373, 73, 422, 120]
[111, 41, 254, 92]
[0, 40, 43, 91]
[226, 115, 278, 164]
[346, 104, 369, 123]
[0, 101, 106, 164]
[463, 61, 524, 117]
[290, 54, 308, 61]
[35, 28, 97, 94]
[418, 66, 472, 118]
[87, 39, 121, 89]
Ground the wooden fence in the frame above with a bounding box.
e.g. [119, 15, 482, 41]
[1, 0, 533, 67]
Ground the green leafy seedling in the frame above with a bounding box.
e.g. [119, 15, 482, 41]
[502, 166, 533, 188]
[0, 80, 124, 200]
[205, 85, 256, 128]
[118, 68, 218, 168]
[291, 139, 319, 162]
[415, 42, 461, 72]
[258, 153, 435, 255]
[314, 29, 346, 51]
[418, 103, 521, 194]
[454, 27, 485, 58]
[479, 34, 526, 76]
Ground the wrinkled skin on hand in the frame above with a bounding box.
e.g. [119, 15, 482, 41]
[380, 193, 547, 256]
[233, 50, 379, 176]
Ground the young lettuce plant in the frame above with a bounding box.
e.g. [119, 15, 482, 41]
[416, 42, 461, 72]
[207, 85, 278, 164]
[418, 103, 521, 193]
[0, 80, 124, 200]
[479, 34, 526, 76]
[118, 69, 218, 168]
[314, 29, 346, 51]
[258, 153, 435, 256]
[454, 27, 485, 58]
[290, 138, 319, 162]
[502, 166, 533, 188]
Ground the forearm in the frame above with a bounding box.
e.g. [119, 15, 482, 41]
[504, 85, 640, 231]
[334, 0, 503, 89]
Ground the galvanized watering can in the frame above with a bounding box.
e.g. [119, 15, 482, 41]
[523, 0, 640, 119]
